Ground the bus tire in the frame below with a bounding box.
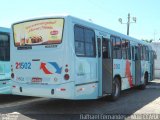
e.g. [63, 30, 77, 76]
[139, 73, 148, 90]
[109, 77, 121, 101]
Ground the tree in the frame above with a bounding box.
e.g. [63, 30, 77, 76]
[141, 39, 153, 43]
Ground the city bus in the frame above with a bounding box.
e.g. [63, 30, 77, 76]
[11, 15, 154, 100]
[0, 27, 11, 94]
[151, 41, 159, 78]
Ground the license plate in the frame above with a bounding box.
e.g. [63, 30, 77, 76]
[32, 78, 42, 83]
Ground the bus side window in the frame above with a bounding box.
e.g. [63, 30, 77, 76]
[122, 40, 126, 59]
[112, 36, 122, 59]
[74, 26, 85, 56]
[135, 45, 141, 60]
[132, 46, 135, 60]
[97, 38, 101, 57]
[139, 45, 143, 60]
[111, 36, 116, 59]
[74, 25, 96, 57]
[145, 46, 149, 61]
[116, 37, 122, 59]
[135, 46, 138, 60]
[125, 40, 131, 60]
[85, 29, 96, 57]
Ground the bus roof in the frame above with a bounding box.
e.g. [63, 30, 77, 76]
[0, 27, 10, 33]
[68, 15, 151, 46]
[11, 14, 151, 47]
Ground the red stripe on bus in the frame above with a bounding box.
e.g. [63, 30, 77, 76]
[125, 60, 133, 87]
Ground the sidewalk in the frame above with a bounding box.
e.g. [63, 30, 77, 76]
[132, 79, 160, 114]
[150, 79, 160, 84]
[146, 79, 160, 89]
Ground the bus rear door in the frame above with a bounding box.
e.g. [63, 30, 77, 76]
[97, 36, 113, 96]
[135, 45, 141, 85]
[131, 46, 136, 85]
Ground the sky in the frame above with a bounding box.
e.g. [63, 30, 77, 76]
[1, 0, 160, 40]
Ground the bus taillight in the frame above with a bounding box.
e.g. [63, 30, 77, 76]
[64, 64, 69, 80]
[11, 73, 15, 79]
[64, 74, 69, 80]
[11, 65, 14, 79]
[11, 65, 13, 72]
[65, 68, 69, 73]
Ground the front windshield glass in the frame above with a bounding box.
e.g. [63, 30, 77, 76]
[0, 33, 10, 61]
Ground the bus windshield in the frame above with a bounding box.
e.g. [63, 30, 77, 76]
[13, 18, 64, 46]
[0, 33, 10, 61]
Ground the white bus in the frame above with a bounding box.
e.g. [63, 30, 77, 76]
[0, 27, 11, 94]
[151, 41, 160, 78]
[11, 15, 154, 100]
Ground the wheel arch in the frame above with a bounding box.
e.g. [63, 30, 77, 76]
[144, 71, 149, 83]
[114, 74, 122, 89]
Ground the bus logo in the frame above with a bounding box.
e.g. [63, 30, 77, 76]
[50, 30, 58, 35]
[40, 62, 53, 74]
[40, 62, 62, 75]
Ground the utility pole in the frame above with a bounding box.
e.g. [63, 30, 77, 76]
[127, 13, 130, 35]
[153, 30, 157, 41]
[119, 13, 136, 36]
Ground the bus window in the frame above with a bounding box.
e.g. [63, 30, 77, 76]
[111, 36, 121, 59]
[75, 26, 85, 56]
[139, 45, 143, 60]
[111, 36, 116, 59]
[146, 46, 149, 61]
[142, 46, 146, 60]
[74, 25, 96, 57]
[97, 38, 101, 57]
[135, 46, 138, 60]
[122, 39, 131, 60]
[135, 45, 141, 60]
[132, 46, 135, 60]
[122, 40, 126, 59]
[85, 29, 96, 57]
[116, 37, 122, 59]
[125, 40, 131, 60]
[0, 28, 11, 95]
[102, 38, 110, 59]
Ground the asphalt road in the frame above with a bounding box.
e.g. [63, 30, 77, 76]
[0, 80, 160, 120]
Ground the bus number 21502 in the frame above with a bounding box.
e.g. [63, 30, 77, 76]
[16, 62, 31, 69]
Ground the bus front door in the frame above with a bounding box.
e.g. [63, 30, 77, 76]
[102, 37, 113, 95]
[135, 46, 141, 85]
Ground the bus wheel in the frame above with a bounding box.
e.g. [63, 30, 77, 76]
[139, 73, 148, 90]
[109, 77, 121, 101]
